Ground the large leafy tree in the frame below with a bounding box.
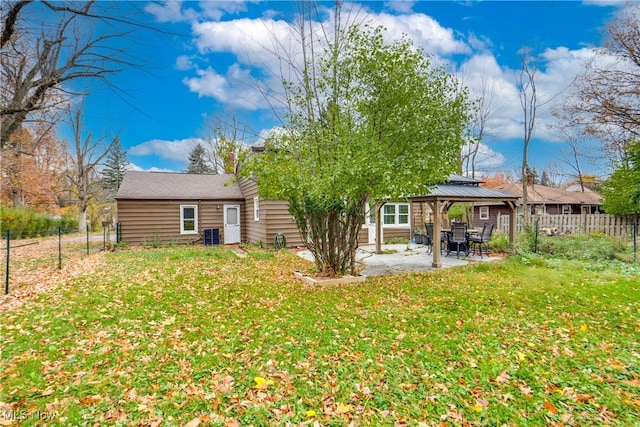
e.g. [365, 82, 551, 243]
[248, 22, 470, 276]
[0, 121, 65, 211]
[601, 140, 640, 216]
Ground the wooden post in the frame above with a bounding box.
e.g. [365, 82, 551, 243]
[509, 203, 517, 247]
[375, 201, 383, 254]
[431, 200, 442, 268]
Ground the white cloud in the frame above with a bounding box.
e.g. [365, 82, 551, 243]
[373, 12, 470, 56]
[182, 64, 266, 110]
[175, 55, 195, 70]
[129, 138, 204, 162]
[183, 67, 227, 99]
[144, 0, 187, 23]
[184, 9, 470, 111]
[456, 45, 606, 144]
[199, 1, 251, 21]
[130, 163, 178, 173]
[474, 143, 507, 172]
[384, 1, 416, 14]
[582, 0, 625, 7]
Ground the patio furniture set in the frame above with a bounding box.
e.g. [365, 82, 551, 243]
[423, 222, 495, 258]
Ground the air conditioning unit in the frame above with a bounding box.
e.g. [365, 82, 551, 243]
[204, 228, 220, 245]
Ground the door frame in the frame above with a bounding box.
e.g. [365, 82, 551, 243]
[223, 204, 241, 244]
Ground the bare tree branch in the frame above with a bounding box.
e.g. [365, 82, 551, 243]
[1, 1, 155, 146]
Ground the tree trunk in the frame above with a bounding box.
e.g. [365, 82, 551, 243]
[78, 209, 87, 233]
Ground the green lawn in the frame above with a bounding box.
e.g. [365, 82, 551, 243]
[1, 244, 639, 426]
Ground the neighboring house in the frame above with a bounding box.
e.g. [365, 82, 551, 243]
[473, 181, 603, 227]
[115, 170, 307, 248]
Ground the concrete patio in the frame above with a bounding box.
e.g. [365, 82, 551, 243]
[297, 243, 503, 276]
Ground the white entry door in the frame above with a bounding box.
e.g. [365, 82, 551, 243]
[224, 205, 241, 244]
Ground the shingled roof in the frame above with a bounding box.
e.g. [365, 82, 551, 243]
[115, 171, 243, 200]
[495, 182, 601, 205]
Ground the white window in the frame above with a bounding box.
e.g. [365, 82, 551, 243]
[382, 203, 409, 226]
[534, 205, 546, 215]
[479, 206, 489, 220]
[180, 205, 198, 234]
[562, 205, 571, 215]
[253, 197, 260, 221]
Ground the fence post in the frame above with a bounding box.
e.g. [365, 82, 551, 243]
[86, 224, 89, 255]
[5, 229, 10, 295]
[534, 219, 539, 253]
[58, 226, 62, 270]
[634, 221, 638, 263]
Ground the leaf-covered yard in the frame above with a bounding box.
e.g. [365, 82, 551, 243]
[1, 245, 638, 426]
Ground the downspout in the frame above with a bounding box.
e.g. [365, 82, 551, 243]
[198, 200, 202, 243]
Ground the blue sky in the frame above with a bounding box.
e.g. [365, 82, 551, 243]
[75, 1, 623, 178]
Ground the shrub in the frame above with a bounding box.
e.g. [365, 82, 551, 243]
[0, 206, 78, 239]
[487, 232, 510, 253]
[385, 237, 409, 244]
[514, 232, 630, 262]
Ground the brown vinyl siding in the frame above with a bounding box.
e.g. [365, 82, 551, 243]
[237, 178, 303, 248]
[238, 178, 268, 246]
[263, 199, 303, 248]
[117, 199, 243, 246]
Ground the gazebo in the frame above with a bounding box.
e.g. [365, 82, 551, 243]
[411, 175, 519, 268]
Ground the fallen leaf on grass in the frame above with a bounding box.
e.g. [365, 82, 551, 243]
[336, 402, 352, 414]
[183, 417, 201, 427]
[544, 401, 558, 414]
[494, 370, 510, 384]
[600, 342, 612, 351]
[519, 383, 533, 398]
[253, 376, 274, 390]
[607, 359, 627, 369]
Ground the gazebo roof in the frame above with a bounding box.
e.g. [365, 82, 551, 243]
[412, 175, 519, 204]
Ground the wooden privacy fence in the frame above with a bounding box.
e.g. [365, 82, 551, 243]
[497, 213, 637, 238]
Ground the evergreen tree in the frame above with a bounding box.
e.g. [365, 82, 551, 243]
[186, 143, 214, 174]
[102, 137, 130, 197]
[540, 170, 551, 187]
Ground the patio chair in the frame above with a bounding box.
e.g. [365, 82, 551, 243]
[447, 222, 468, 258]
[424, 223, 445, 255]
[468, 223, 494, 258]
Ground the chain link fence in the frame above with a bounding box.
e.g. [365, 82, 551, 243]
[1, 225, 116, 296]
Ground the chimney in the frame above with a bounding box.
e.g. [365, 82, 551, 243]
[526, 172, 534, 186]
